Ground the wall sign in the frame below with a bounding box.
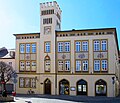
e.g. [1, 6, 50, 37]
[70, 87, 76, 91]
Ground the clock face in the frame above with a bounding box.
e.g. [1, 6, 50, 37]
[44, 26, 51, 35]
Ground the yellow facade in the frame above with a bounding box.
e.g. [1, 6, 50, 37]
[13, 1, 119, 97]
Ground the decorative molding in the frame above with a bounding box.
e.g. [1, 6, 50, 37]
[62, 54, 66, 59]
[97, 53, 104, 58]
[78, 53, 85, 59]
[26, 55, 30, 60]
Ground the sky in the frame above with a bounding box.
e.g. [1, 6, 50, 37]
[0, 0, 120, 50]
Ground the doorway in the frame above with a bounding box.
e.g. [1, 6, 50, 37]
[44, 79, 51, 94]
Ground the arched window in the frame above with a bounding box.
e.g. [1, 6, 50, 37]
[77, 79, 87, 95]
[44, 55, 51, 72]
[95, 79, 107, 96]
[59, 79, 69, 95]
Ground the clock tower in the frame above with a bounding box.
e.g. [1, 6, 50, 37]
[39, 1, 61, 94]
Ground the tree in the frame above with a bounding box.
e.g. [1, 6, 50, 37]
[0, 61, 15, 96]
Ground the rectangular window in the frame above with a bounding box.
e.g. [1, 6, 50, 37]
[32, 44, 36, 53]
[94, 60, 100, 71]
[9, 62, 12, 66]
[82, 41, 88, 51]
[26, 44, 30, 53]
[101, 60, 108, 71]
[76, 60, 81, 71]
[20, 61, 25, 71]
[65, 61, 70, 71]
[76, 41, 81, 52]
[20, 44, 25, 53]
[19, 78, 36, 88]
[83, 85, 87, 92]
[19, 78, 24, 88]
[94, 40, 100, 51]
[41, 9, 54, 15]
[45, 60, 50, 71]
[65, 42, 70, 52]
[58, 42, 63, 52]
[43, 19, 45, 24]
[26, 61, 30, 71]
[43, 18, 52, 24]
[82, 60, 88, 71]
[58, 61, 64, 71]
[31, 61, 36, 71]
[101, 40, 107, 51]
[31, 78, 36, 88]
[25, 78, 30, 88]
[45, 42, 50, 52]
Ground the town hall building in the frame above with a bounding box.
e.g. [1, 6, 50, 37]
[14, 1, 120, 97]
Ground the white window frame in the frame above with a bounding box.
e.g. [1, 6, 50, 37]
[20, 61, 25, 71]
[31, 78, 36, 88]
[45, 60, 51, 71]
[101, 60, 107, 71]
[65, 60, 70, 71]
[25, 78, 30, 88]
[20, 44, 25, 53]
[20, 78, 24, 88]
[45, 42, 50, 52]
[82, 60, 88, 71]
[58, 61, 64, 71]
[31, 61, 36, 71]
[26, 61, 30, 71]
[26, 44, 30, 53]
[76, 41, 81, 52]
[76, 60, 81, 71]
[65, 42, 70, 52]
[94, 60, 100, 71]
[101, 40, 107, 51]
[32, 44, 36, 53]
[94, 40, 100, 51]
[82, 41, 88, 51]
[58, 42, 63, 52]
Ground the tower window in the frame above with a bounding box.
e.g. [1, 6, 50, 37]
[45, 42, 51, 53]
[43, 18, 52, 24]
[41, 9, 54, 15]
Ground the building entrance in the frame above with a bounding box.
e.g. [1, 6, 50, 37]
[95, 79, 107, 96]
[77, 79, 87, 95]
[59, 79, 69, 95]
[44, 79, 51, 94]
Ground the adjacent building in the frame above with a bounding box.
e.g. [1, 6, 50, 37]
[14, 1, 120, 97]
[0, 49, 15, 93]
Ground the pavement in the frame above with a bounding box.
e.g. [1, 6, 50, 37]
[5, 94, 120, 103]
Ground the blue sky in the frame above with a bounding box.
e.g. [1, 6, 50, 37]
[0, 0, 120, 50]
